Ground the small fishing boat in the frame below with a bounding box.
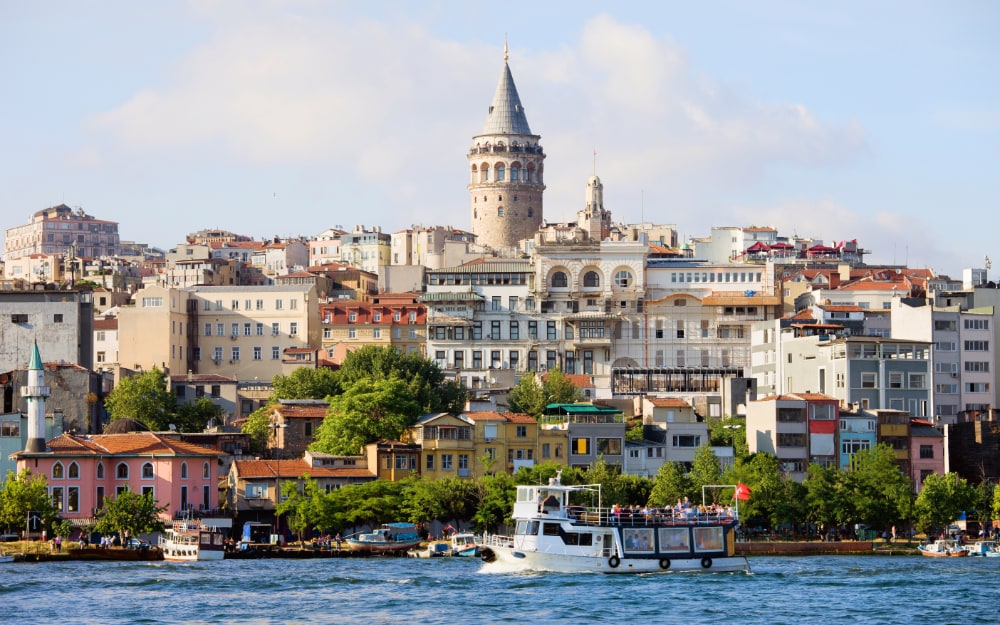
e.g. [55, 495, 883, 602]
[479, 472, 749, 574]
[159, 521, 226, 561]
[917, 539, 967, 557]
[450, 532, 480, 557]
[964, 540, 999, 557]
[409, 539, 451, 558]
[347, 523, 422, 554]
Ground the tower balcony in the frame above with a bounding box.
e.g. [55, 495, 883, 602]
[21, 385, 51, 397]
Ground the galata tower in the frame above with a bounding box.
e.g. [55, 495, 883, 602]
[469, 43, 545, 251]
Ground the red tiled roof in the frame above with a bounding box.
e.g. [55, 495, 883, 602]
[33, 432, 222, 457]
[463, 411, 537, 424]
[274, 404, 328, 418]
[647, 397, 691, 408]
[93, 318, 118, 331]
[234, 459, 375, 480]
[821, 305, 865, 312]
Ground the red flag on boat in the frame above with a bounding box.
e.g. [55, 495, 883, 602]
[443, 524, 454, 533]
[734, 483, 751, 501]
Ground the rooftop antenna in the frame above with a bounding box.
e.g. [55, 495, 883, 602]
[593, 148, 597, 176]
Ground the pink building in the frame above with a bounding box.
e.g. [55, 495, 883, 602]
[13, 431, 223, 523]
[909, 418, 945, 491]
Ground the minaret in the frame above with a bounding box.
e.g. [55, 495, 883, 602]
[21, 341, 51, 452]
[469, 41, 545, 251]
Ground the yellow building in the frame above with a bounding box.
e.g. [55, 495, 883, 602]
[403, 413, 476, 481]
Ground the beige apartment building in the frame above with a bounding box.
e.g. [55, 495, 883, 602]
[118, 284, 319, 381]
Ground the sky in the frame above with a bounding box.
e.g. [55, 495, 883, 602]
[2, 1, 997, 278]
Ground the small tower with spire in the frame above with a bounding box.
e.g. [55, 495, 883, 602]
[20, 341, 51, 453]
[469, 40, 545, 251]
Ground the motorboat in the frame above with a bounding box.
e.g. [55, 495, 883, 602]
[917, 539, 967, 557]
[159, 521, 226, 562]
[479, 473, 749, 574]
[346, 523, 422, 554]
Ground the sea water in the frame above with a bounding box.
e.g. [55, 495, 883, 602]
[1, 555, 996, 625]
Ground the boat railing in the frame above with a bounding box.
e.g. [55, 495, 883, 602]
[568, 505, 737, 527]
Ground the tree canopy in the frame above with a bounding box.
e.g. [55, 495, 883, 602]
[0, 469, 61, 535]
[310, 378, 420, 455]
[104, 367, 175, 430]
[335, 346, 466, 414]
[914, 472, 977, 536]
[506, 369, 583, 417]
[272, 367, 340, 401]
[93, 487, 167, 540]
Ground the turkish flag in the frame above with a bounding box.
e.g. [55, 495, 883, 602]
[735, 483, 751, 501]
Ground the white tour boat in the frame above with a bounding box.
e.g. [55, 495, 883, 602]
[159, 521, 227, 562]
[480, 473, 749, 574]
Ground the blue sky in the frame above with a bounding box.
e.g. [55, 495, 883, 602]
[2, 1, 997, 277]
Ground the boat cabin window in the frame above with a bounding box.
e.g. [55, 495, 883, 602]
[542, 523, 562, 536]
[515, 520, 540, 536]
[561, 532, 593, 546]
[692, 527, 724, 552]
[658, 527, 691, 553]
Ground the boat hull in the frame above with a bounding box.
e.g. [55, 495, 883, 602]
[482, 544, 748, 574]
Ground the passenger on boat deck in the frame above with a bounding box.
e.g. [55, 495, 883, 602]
[612, 503, 622, 523]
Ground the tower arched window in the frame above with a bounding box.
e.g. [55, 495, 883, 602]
[52, 462, 64, 479]
[96, 462, 105, 479]
[141, 462, 154, 479]
[470, 165, 478, 184]
[116, 463, 129, 480]
[496, 164, 505, 181]
[511, 164, 520, 181]
[481, 166, 489, 182]
[552, 271, 568, 288]
[181, 462, 188, 480]
[68, 462, 79, 479]
[583, 271, 601, 288]
[528, 208, 534, 218]
[203, 462, 210, 479]
[498, 207, 505, 217]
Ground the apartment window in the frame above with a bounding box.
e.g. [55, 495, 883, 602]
[290, 299, 297, 310]
[861, 373, 877, 388]
[142, 462, 154, 479]
[275, 299, 283, 310]
[777, 433, 806, 447]
[965, 340, 990, 351]
[572, 437, 591, 455]
[290, 322, 298, 336]
[244, 323, 252, 336]
[547, 321, 557, 340]
[492, 296, 501, 311]
[272, 346, 280, 359]
[348, 328, 357, 339]
[204, 323, 212, 336]
[230, 323, 239, 337]
[491, 321, 502, 340]
[231, 347, 240, 361]
[215, 300, 223, 310]
[919, 445, 934, 459]
[889, 372, 903, 389]
[256, 323, 264, 336]
[409, 311, 417, 323]
[528, 351, 537, 371]
[597, 438, 622, 455]
[426, 454, 434, 470]
[116, 463, 129, 479]
[373, 311, 382, 322]
[51, 487, 64, 511]
[256, 299, 265, 310]
[472, 351, 483, 369]
[472, 321, 482, 340]
[441, 454, 454, 470]
[213, 347, 223, 362]
[509, 350, 519, 370]
[253, 347, 262, 360]
[528, 321, 538, 339]
[964, 318, 989, 330]
[67, 486, 79, 513]
[349, 311, 357, 322]
[672, 435, 701, 448]
[908, 373, 925, 389]
[491, 350, 502, 368]
[372, 328, 381, 339]
[96, 351, 106, 363]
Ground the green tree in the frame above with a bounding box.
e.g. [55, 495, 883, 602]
[583, 457, 628, 506]
[173, 397, 223, 433]
[842, 444, 911, 531]
[310, 378, 420, 455]
[689, 443, 724, 504]
[726, 452, 786, 527]
[104, 367, 175, 431]
[993, 484, 1000, 523]
[506, 375, 546, 416]
[336, 346, 465, 414]
[471, 472, 516, 533]
[803, 463, 847, 530]
[708, 416, 749, 459]
[93, 487, 167, 542]
[914, 472, 978, 537]
[241, 404, 273, 454]
[648, 462, 693, 507]
[0, 469, 61, 535]
[276, 476, 319, 544]
[272, 367, 340, 400]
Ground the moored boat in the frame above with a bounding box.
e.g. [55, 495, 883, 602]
[159, 521, 226, 562]
[450, 532, 480, 557]
[346, 523, 422, 554]
[917, 539, 967, 557]
[964, 540, 999, 557]
[479, 472, 749, 574]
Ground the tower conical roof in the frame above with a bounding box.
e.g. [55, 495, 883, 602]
[29, 341, 43, 370]
[480, 61, 532, 136]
